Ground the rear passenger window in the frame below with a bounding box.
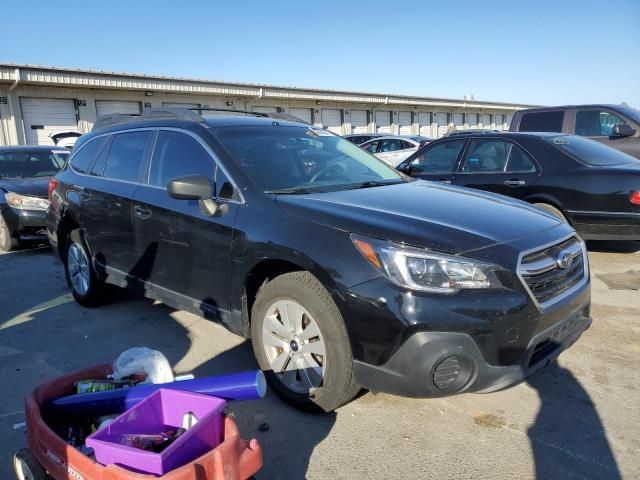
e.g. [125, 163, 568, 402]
[410, 140, 465, 173]
[102, 131, 151, 182]
[70, 136, 109, 174]
[463, 140, 509, 172]
[149, 131, 214, 188]
[519, 111, 564, 133]
[506, 145, 536, 172]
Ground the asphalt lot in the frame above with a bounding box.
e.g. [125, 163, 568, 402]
[0, 241, 638, 479]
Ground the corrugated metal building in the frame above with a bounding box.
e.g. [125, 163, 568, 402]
[0, 64, 531, 146]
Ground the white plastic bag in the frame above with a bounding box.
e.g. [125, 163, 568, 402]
[112, 347, 174, 384]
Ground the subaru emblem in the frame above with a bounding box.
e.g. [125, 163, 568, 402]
[556, 249, 573, 269]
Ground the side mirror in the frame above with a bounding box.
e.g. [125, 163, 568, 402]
[167, 174, 227, 217]
[612, 124, 636, 138]
[167, 175, 212, 200]
[397, 163, 413, 174]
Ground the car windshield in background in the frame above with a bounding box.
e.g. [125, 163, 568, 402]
[0, 150, 68, 178]
[617, 106, 640, 125]
[547, 135, 639, 166]
[213, 125, 405, 193]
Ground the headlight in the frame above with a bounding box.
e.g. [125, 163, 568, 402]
[351, 234, 502, 293]
[5, 192, 50, 211]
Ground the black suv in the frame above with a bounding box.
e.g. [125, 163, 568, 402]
[48, 109, 591, 411]
[510, 104, 640, 159]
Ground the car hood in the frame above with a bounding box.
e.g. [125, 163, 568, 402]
[277, 180, 564, 255]
[0, 177, 49, 198]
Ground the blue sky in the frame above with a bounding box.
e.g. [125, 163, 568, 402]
[3, 0, 639, 106]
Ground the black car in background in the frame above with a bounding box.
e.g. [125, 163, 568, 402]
[510, 104, 640, 159]
[0, 146, 69, 251]
[398, 131, 640, 240]
[48, 109, 590, 412]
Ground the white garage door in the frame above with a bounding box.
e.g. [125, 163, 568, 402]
[251, 106, 278, 114]
[162, 102, 200, 110]
[453, 113, 464, 130]
[418, 112, 431, 136]
[350, 110, 368, 133]
[289, 108, 312, 124]
[467, 113, 478, 129]
[398, 111, 412, 135]
[321, 109, 342, 134]
[96, 100, 141, 118]
[375, 111, 392, 133]
[21, 98, 78, 145]
[495, 114, 504, 130]
[436, 112, 448, 138]
[481, 114, 492, 129]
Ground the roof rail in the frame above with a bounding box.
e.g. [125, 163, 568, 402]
[445, 129, 502, 137]
[91, 106, 311, 132]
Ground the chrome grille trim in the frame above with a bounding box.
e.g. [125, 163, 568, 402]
[517, 234, 589, 311]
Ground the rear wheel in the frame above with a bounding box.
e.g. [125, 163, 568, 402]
[13, 448, 48, 480]
[0, 215, 18, 252]
[64, 229, 104, 307]
[533, 203, 568, 223]
[251, 271, 359, 412]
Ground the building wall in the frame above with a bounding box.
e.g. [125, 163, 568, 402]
[0, 65, 523, 145]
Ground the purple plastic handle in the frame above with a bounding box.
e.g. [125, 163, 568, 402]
[49, 370, 266, 417]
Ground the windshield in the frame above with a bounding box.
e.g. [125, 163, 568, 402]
[547, 135, 639, 166]
[617, 106, 640, 125]
[213, 125, 405, 193]
[0, 150, 68, 179]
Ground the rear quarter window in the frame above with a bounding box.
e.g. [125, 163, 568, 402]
[519, 111, 564, 133]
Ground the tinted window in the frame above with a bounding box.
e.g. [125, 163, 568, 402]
[575, 110, 628, 137]
[0, 149, 69, 178]
[213, 125, 402, 192]
[463, 140, 509, 172]
[410, 140, 465, 173]
[519, 111, 564, 133]
[380, 139, 405, 152]
[102, 131, 151, 182]
[149, 131, 214, 188]
[215, 166, 240, 201]
[70, 136, 109, 174]
[547, 135, 639, 166]
[506, 145, 536, 172]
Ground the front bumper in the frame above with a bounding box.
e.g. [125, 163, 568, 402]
[352, 305, 591, 397]
[1, 205, 47, 239]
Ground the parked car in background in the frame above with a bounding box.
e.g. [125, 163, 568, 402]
[0, 146, 69, 251]
[360, 135, 432, 166]
[49, 109, 590, 412]
[49, 131, 82, 149]
[510, 105, 640, 159]
[398, 131, 640, 240]
[344, 133, 384, 145]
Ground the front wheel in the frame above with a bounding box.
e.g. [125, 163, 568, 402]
[0, 215, 18, 252]
[251, 271, 359, 412]
[64, 229, 104, 307]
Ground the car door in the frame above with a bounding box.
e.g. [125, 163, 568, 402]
[79, 130, 153, 274]
[454, 138, 540, 198]
[132, 129, 240, 315]
[572, 108, 639, 158]
[402, 139, 467, 183]
[360, 139, 381, 154]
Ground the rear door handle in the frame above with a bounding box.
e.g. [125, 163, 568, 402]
[133, 205, 152, 220]
[504, 179, 525, 186]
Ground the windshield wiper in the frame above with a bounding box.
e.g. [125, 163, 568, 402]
[349, 180, 404, 190]
[264, 187, 316, 195]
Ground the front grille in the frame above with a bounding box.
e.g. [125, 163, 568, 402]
[519, 237, 586, 306]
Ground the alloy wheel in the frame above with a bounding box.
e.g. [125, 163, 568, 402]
[262, 299, 326, 394]
[67, 243, 90, 296]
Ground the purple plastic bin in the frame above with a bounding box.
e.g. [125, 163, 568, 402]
[86, 388, 226, 476]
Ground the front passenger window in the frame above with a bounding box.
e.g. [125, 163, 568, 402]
[149, 131, 214, 188]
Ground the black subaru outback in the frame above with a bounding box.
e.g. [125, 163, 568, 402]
[47, 109, 591, 411]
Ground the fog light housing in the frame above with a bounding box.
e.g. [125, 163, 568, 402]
[433, 355, 473, 391]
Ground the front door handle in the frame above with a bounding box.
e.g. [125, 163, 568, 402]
[133, 205, 152, 220]
[504, 179, 525, 186]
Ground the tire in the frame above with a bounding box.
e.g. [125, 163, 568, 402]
[533, 203, 568, 223]
[13, 448, 49, 480]
[0, 215, 18, 252]
[63, 229, 104, 307]
[251, 271, 359, 412]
